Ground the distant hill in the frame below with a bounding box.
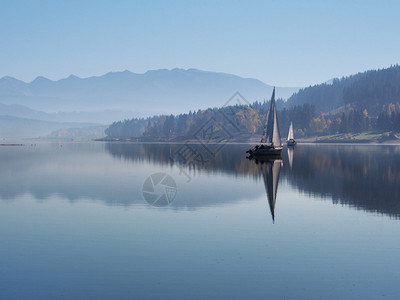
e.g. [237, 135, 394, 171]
[0, 103, 135, 124]
[0, 68, 301, 139]
[0, 115, 99, 139]
[287, 65, 400, 115]
[6, 66, 400, 140]
[104, 65, 400, 141]
[0, 68, 300, 118]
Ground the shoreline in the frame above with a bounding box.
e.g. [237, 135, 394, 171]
[94, 137, 400, 145]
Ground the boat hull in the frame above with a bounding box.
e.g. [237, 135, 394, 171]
[287, 139, 296, 146]
[247, 145, 283, 157]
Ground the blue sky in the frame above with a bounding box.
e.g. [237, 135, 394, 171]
[1, 0, 400, 86]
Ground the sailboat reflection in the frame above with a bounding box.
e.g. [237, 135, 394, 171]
[248, 157, 283, 223]
[287, 146, 294, 170]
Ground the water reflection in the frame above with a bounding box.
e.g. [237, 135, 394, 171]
[287, 146, 294, 169]
[0, 142, 400, 218]
[106, 142, 400, 218]
[0, 142, 261, 208]
[105, 142, 259, 178]
[249, 157, 283, 222]
[284, 145, 400, 218]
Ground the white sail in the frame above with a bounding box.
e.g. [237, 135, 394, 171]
[287, 122, 294, 140]
[262, 87, 282, 146]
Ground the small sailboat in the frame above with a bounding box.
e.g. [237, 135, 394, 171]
[287, 121, 296, 146]
[247, 87, 282, 157]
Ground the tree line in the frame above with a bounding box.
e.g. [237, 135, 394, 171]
[105, 65, 400, 140]
[105, 102, 316, 140]
[104, 100, 400, 141]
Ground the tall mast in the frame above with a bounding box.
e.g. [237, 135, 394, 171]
[261, 87, 281, 146]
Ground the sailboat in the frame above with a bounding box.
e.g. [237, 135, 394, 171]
[287, 121, 296, 146]
[247, 87, 282, 157]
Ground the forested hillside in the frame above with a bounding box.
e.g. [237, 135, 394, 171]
[105, 65, 400, 141]
[287, 65, 400, 116]
[343, 66, 400, 114]
[105, 102, 317, 141]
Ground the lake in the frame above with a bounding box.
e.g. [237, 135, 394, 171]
[0, 142, 399, 299]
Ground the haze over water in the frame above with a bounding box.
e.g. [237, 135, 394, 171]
[0, 142, 399, 299]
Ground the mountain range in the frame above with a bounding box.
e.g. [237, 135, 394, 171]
[4, 65, 399, 139]
[0, 68, 300, 121]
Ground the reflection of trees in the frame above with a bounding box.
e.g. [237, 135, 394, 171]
[284, 145, 400, 219]
[106, 143, 400, 218]
[105, 142, 260, 178]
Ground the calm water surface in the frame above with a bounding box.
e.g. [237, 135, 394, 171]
[0, 142, 399, 299]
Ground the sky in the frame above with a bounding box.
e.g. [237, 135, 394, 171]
[1, 0, 400, 87]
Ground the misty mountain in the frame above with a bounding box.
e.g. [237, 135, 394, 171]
[0, 103, 135, 124]
[0, 115, 99, 139]
[46, 125, 108, 141]
[0, 68, 300, 119]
